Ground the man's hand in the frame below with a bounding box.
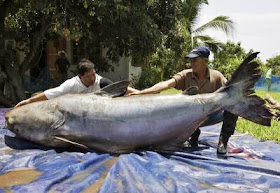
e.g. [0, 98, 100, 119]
[14, 92, 48, 108]
[126, 86, 139, 94]
[129, 79, 176, 96]
[128, 91, 143, 96]
[14, 99, 31, 108]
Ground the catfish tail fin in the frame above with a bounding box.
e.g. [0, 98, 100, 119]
[220, 52, 272, 126]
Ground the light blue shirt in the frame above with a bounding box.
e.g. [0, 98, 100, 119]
[265, 68, 272, 79]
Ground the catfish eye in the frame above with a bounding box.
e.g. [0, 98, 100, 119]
[14, 127, 20, 133]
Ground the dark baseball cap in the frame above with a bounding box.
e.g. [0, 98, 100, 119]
[185, 46, 210, 58]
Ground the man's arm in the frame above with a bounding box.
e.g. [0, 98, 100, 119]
[126, 86, 139, 94]
[130, 78, 176, 95]
[14, 92, 48, 108]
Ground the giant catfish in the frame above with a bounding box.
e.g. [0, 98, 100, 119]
[5, 52, 272, 153]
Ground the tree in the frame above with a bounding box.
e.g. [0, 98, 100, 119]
[211, 41, 263, 79]
[0, 0, 237, 106]
[265, 55, 280, 75]
[0, 0, 186, 106]
[136, 48, 180, 89]
[136, 0, 236, 88]
[181, 0, 235, 53]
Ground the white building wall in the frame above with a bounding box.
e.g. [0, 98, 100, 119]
[67, 45, 142, 83]
[129, 63, 142, 86]
[99, 56, 142, 83]
[99, 56, 130, 82]
[99, 48, 142, 83]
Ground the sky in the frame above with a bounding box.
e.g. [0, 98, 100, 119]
[197, 0, 280, 62]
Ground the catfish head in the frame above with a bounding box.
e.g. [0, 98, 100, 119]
[5, 101, 64, 147]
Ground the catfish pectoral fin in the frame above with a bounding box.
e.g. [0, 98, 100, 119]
[51, 110, 65, 130]
[53, 136, 89, 150]
[50, 119, 65, 130]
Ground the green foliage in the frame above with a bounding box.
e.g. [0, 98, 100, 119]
[3, 0, 237, 76]
[236, 118, 280, 143]
[136, 48, 180, 89]
[135, 65, 162, 89]
[211, 41, 264, 79]
[265, 55, 280, 75]
[236, 90, 280, 143]
[3, 0, 188, 72]
[180, 0, 234, 52]
[0, 0, 238, 105]
[5, 2, 56, 38]
[135, 0, 236, 88]
[161, 88, 181, 94]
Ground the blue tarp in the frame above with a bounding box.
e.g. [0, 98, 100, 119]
[0, 108, 280, 192]
[255, 75, 280, 92]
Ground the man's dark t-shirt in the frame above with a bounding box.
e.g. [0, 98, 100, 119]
[56, 58, 70, 74]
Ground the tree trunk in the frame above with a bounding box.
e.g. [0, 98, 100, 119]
[265, 94, 280, 120]
[3, 49, 26, 102]
[265, 94, 280, 110]
[0, 1, 24, 106]
[0, 18, 50, 107]
[0, 91, 13, 107]
[20, 20, 50, 74]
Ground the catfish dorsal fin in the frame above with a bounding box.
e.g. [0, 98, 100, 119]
[94, 80, 130, 97]
[227, 52, 260, 85]
[182, 86, 199, 95]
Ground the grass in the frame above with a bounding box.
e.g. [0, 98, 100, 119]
[161, 88, 280, 143]
[236, 90, 280, 143]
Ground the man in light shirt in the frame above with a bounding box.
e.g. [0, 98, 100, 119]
[15, 59, 138, 107]
[265, 68, 272, 92]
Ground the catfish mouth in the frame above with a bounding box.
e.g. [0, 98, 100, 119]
[6, 122, 21, 136]
[5, 116, 17, 133]
[5, 121, 14, 130]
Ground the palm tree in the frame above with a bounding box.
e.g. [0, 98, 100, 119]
[181, 0, 235, 54]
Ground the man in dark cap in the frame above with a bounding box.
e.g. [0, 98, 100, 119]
[55, 50, 71, 84]
[131, 46, 238, 154]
